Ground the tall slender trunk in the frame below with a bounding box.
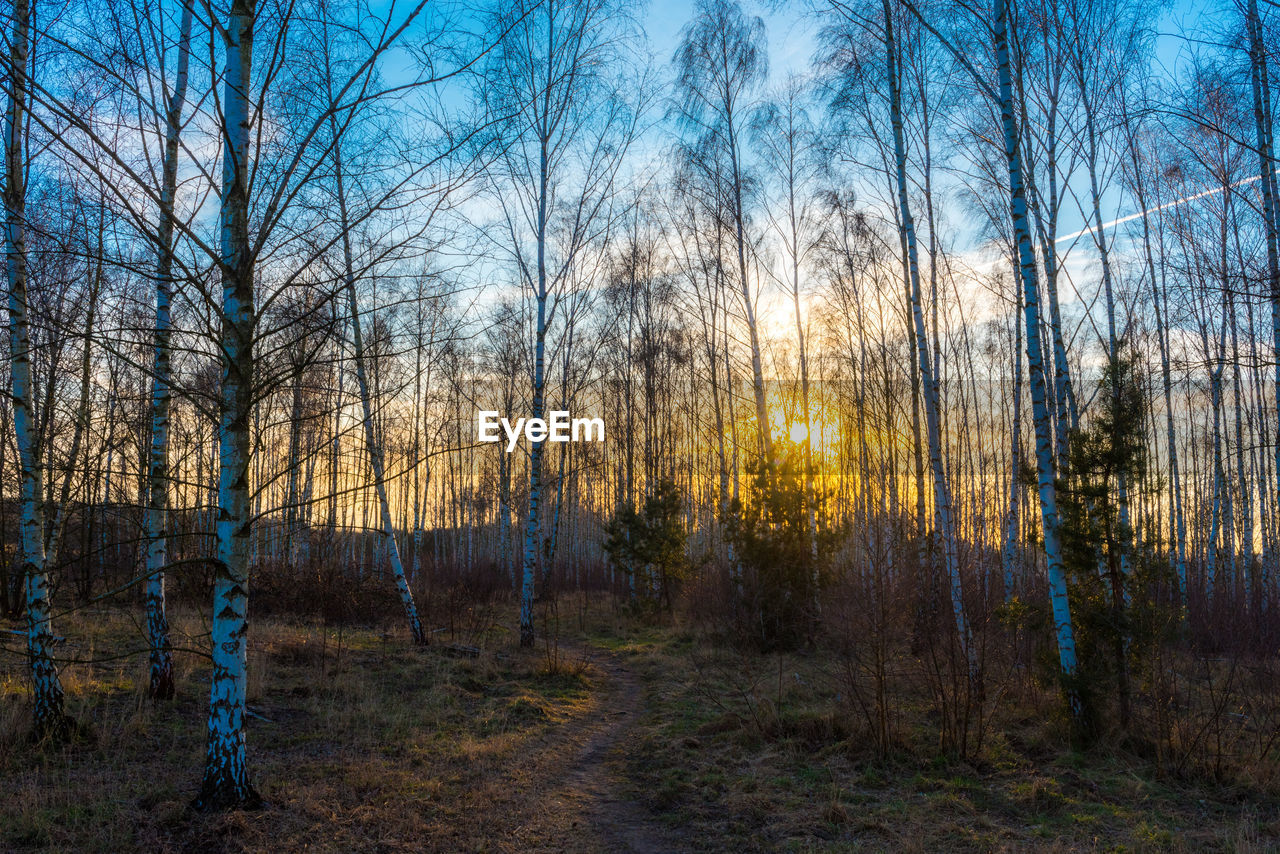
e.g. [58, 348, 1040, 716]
[328, 340, 343, 533]
[993, 0, 1081, 714]
[1136, 158, 1187, 601]
[5, 0, 69, 741]
[884, 0, 975, 679]
[1016, 49, 1076, 467]
[1247, 0, 1280, 608]
[1229, 289, 1253, 595]
[408, 324, 425, 583]
[195, 0, 260, 810]
[1204, 307, 1229, 603]
[331, 136, 425, 645]
[520, 117, 550, 648]
[144, 0, 193, 701]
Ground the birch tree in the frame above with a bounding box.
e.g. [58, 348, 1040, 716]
[1243, 0, 1280, 598]
[5, 0, 70, 741]
[879, 0, 975, 680]
[194, 0, 259, 810]
[189, 0, 443, 810]
[991, 0, 1082, 712]
[673, 0, 772, 458]
[317, 2, 426, 646]
[483, 0, 641, 646]
[143, 0, 194, 701]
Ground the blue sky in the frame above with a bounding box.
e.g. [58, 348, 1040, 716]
[644, 0, 1215, 83]
[645, 0, 818, 80]
[429, 0, 1233, 330]
[630, 0, 1230, 336]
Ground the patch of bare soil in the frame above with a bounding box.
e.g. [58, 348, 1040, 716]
[501, 648, 686, 854]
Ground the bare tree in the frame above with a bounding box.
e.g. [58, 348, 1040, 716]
[482, 0, 642, 646]
[5, 0, 71, 741]
[673, 0, 772, 458]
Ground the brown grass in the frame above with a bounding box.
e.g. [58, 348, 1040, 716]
[1, 607, 600, 853]
[4, 595, 1280, 852]
[576, 610, 1280, 853]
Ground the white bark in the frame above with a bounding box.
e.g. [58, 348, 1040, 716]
[144, 0, 193, 701]
[196, 0, 259, 809]
[883, 0, 975, 679]
[5, 0, 68, 739]
[344, 278, 426, 645]
[1247, 0, 1280, 604]
[519, 127, 548, 647]
[326, 118, 426, 643]
[993, 0, 1081, 703]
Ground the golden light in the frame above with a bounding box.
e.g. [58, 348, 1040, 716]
[789, 421, 809, 444]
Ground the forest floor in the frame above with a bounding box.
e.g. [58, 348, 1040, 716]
[1, 598, 1278, 852]
[584, 619, 1280, 853]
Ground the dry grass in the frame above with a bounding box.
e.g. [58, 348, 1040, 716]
[1, 607, 598, 853]
[578, 614, 1280, 853]
[5, 596, 1280, 852]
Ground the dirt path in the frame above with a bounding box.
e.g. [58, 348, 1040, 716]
[562, 651, 680, 853]
[507, 646, 686, 853]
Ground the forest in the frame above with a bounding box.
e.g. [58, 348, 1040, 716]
[1, 0, 1279, 849]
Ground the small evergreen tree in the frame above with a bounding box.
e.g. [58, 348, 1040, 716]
[1058, 348, 1167, 735]
[726, 444, 826, 650]
[604, 480, 689, 610]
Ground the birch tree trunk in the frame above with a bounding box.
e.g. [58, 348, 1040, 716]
[330, 129, 426, 645]
[1139, 161, 1187, 601]
[5, 0, 69, 741]
[1013, 40, 1077, 468]
[993, 0, 1081, 715]
[144, 0, 193, 701]
[1247, 0, 1280, 606]
[519, 127, 549, 648]
[883, 0, 975, 680]
[1204, 312, 1228, 604]
[343, 271, 425, 644]
[196, 0, 260, 810]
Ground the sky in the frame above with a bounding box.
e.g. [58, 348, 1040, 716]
[417, 0, 1235, 345]
[638, 0, 1220, 236]
[646, 0, 1213, 86]
[645, 0, 818, 81]
[640, 0, 1234, 344]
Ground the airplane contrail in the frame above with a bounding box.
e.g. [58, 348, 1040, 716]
[1055, 173, 1263, 244]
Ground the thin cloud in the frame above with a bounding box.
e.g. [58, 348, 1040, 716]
[1055, 174, 1262, 244]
